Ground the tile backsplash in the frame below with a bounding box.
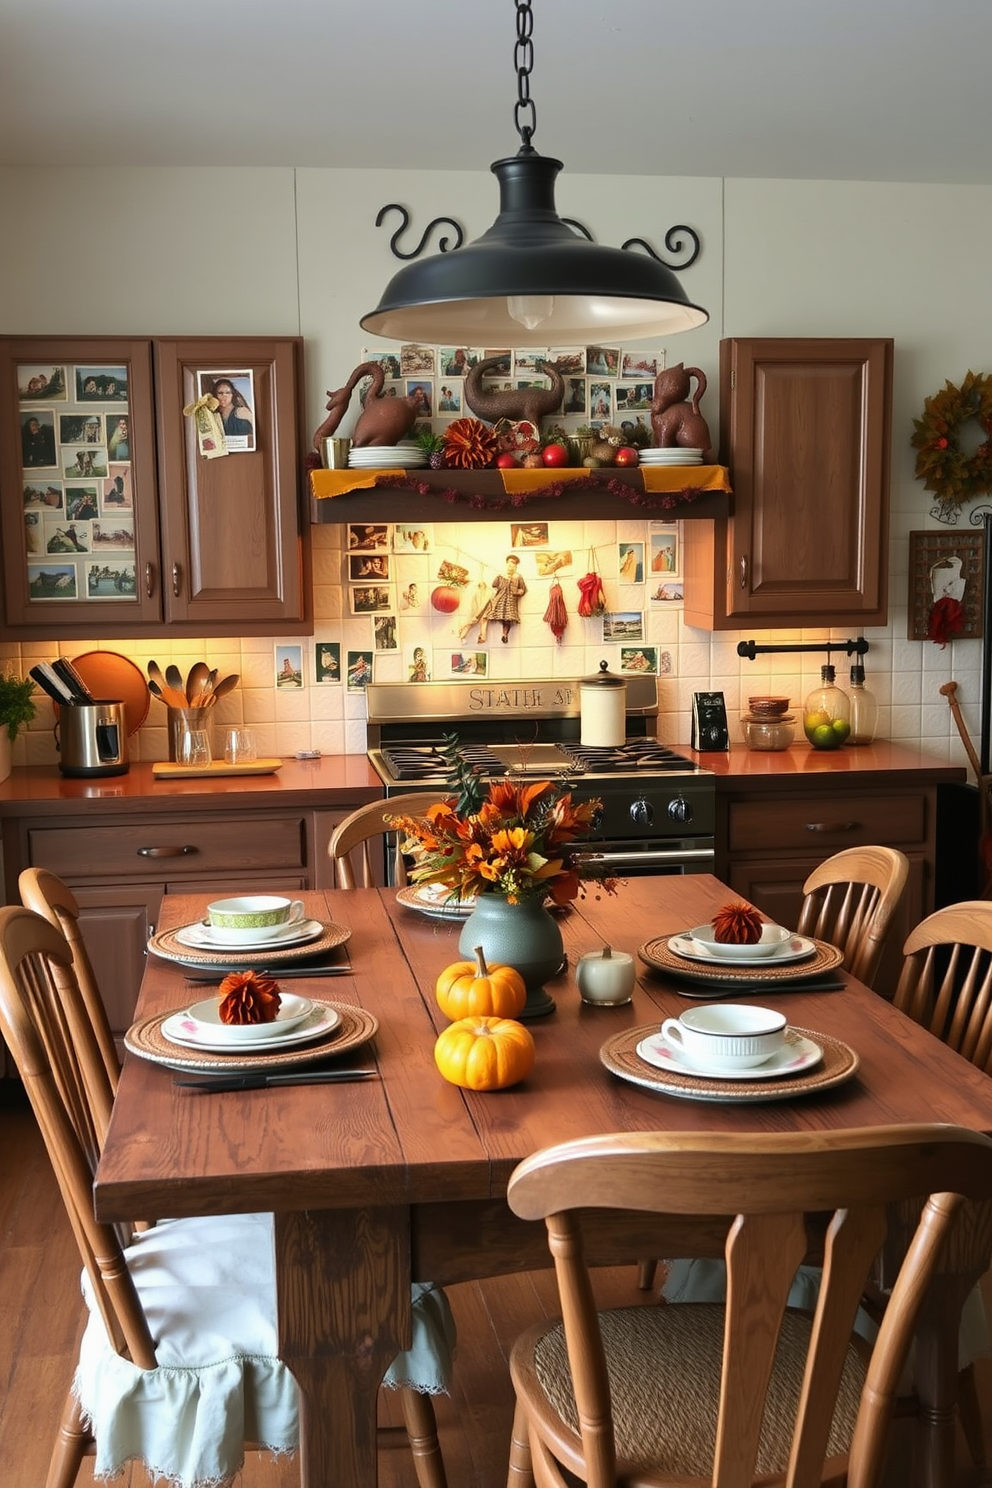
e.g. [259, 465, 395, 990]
[2, 508, 983, 774]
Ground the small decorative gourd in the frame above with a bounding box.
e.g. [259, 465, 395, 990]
[436, 947, 527, 1022]
[433, 1015, 535, 1090]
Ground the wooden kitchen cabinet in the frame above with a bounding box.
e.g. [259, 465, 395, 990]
[0, 334, 311, 641]
[715, 782, 933, 998]
[683, 337, 893, 630]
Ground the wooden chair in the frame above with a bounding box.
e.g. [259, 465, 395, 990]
[505, 1126, 992, 1488]
[796, 844, 910, 987]
[328, 791, 436, 887]
[0, 904, 451, 1488]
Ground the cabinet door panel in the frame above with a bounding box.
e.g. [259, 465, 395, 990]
[72, 883, 164, 1037]
[154, 337, 309, 631]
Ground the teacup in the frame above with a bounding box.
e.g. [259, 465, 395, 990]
[207, 895, 305, 942]
[660, 1003, 786, 1069]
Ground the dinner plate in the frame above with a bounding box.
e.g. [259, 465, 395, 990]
[163, 1002, 340, 1054]
[147, 919, 351, 970]
[396, 884, 476, 919]
[125, 1001, 378, 1075]
[669, 931, 817, 968]
[181, 992, 317, 1043]
[636, 1028, 823, 1081]
[600, 1024, 858, 1104]
[175, 918, 325, 951]
[638, 934, 843, 988]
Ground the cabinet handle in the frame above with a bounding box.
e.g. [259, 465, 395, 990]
[805, 822, 859, 833]
[172, 562, 182, 598]
[137, 845, 198, 857]
[144, 561, 155, 598]
[739, 554, 748, 590]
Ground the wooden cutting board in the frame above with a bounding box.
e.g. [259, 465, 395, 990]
[151, 759, 282, 779]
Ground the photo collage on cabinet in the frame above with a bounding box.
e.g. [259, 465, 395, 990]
[18, 361, 135, 604]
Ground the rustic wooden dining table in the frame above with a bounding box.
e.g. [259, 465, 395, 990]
[94, 875, 992, 1488]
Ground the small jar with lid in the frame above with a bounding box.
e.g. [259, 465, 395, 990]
[740, 713, 796, 751]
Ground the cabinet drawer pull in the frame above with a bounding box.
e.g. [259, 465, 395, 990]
[739, 554, 748, 590]
[805, 821, 859, 833]
[137, 845, 198, 858]
[172, 562, 182, 598]
[144, 561, 155, 598]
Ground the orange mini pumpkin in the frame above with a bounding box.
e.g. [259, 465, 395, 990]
[433, 1015, 535, 1091]
[435, 946, 527, 1022]
[711, 900, 764, 945]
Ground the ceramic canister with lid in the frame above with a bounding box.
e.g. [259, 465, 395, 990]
[579, 661, 627, 748]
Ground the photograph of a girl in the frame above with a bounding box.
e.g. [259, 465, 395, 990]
[199, 371, 256, 451]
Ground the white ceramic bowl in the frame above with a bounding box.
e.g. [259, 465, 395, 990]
[183, 993, 315, 1043]
[661, 1003, 787, 1069]
[688, 922, 792, 960]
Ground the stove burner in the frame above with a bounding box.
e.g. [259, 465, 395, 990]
[377, 738, 700, 782]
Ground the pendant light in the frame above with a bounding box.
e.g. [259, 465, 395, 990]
[360, 0, 708, 347]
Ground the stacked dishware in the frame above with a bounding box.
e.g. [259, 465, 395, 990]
[638, 447, 704, 466]
[348, 443, 426, 469]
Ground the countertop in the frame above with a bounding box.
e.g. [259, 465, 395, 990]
[0, 741, 965, 820]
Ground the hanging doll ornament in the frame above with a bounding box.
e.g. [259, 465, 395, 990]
[926, 555, 967, 647]
[577, 550, 607, 617]
[543, 579, 568, 645]
[459, 556, 527, 644]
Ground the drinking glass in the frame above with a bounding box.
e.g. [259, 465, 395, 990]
[178, 727, 212, 768]
[223, 727, 257, 764]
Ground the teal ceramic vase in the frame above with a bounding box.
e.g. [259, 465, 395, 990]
[457, 893, 562, 1017]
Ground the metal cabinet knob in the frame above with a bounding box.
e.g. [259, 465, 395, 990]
[630, 798, 654, 827]
[667, 796, 693, 825]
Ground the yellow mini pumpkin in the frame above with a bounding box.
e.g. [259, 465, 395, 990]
[435, 946, 527, 1022]
[433, 1015, 535, 1091]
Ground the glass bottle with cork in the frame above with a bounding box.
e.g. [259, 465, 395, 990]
[847, 663, 878, 745]
[803, 663, 851, 750]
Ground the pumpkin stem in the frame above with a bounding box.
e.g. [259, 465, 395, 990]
[601, 944, 613, 959]
[473, 945, 490, 977]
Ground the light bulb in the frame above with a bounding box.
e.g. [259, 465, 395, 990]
[507, 294, 554, 330]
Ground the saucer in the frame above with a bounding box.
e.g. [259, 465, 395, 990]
[182, 993, 316, 1043]
[396, 885, 476, 919]
[668, 931, 817, 968]
[176, 918, 325, 951]
[636, 1028, 823, 1081]
[163, 1001, 340, 1054]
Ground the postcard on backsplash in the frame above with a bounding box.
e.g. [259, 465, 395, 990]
[510, 521, 549, 548]
[373, 614, 398, 650]
[19, 364, 67, 400]
[446, 649, 488, 677]
[620, 646, 659, 675]
[393, 523, 433, 554]
[439, 347, 479, 377]
[349, 584, 393, 615]
[603, 610, 645, 643]
[649, 524, 681, 580]
[400, 578, 424, 610]
[346, 651, 373, 690]
[314, 641, 341, 685]
[347, 522, 389, 551]
[618, 542, 645, 584]
[651, 581, 684, 603]
[535, 550, 573, 577]
[405, 645, 432, 683]
[400, 344, 435, 375]
[621, 349, 664, 379]
[275, 644, 304, 688]
[196, 370, 256, 453]
[349, 552, 390, 582]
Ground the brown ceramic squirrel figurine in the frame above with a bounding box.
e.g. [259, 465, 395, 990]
[650, 363, 716, 462]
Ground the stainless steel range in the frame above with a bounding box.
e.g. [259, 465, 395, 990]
[365, 677, 715, 879]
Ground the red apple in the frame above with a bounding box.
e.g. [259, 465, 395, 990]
[495, 452, 518, 469]
[541, 442, 569, 468]
[431, 585, 460, 613]
[614, 446, 640, 467]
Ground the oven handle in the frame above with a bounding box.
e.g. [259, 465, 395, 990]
[575, 847, 715, 869]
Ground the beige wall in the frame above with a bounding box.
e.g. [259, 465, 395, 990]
[2, 165, 990, 771]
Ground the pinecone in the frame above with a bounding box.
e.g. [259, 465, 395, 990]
[429, 449, 445, 469]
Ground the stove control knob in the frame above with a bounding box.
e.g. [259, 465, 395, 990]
[630, 798, 654, 827]
[667, 796, 693, 825]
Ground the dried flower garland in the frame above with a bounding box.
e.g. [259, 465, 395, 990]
[911, 371, 992, 521]
[373, 473, 710, 512]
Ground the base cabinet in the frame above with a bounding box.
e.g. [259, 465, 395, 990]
[715, 783, 936, 999]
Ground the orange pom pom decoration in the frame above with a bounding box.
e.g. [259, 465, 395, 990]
[218, 970, 282, 1025]
[710, 901, 764, 945]
[441, 418, 499, 470]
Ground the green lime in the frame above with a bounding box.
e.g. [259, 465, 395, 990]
[831, 718, 851, 743]
[811, 723, 841, 749]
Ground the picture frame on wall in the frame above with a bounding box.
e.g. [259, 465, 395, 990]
[315, 641, 341, 684]
[908, 529, 984, 641]
[196, 369, 257, 452]
[649, 523, 681, 581]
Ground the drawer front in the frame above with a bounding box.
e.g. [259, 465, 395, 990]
[727, 793, 927, 854]
[28, 816, 306, 879]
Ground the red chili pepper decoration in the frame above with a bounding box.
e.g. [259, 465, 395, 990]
[577, 570, 606, 617]
[927, 595, 965, 647]
[543, 579, 568, 644]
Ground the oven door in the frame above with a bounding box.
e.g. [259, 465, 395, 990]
[574, 837, 715, 877]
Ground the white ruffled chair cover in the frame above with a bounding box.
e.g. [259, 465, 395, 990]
[75, 1211, 456, 1488]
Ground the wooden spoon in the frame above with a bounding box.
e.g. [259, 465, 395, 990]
[165, 663, 185, 696]
[186, 661, 210, 704]
[147, 660, 187, 709]
[202, 673, 240, 707]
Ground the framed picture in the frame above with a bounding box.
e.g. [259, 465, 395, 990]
[908, 529, 984, 640]
[649, 523, 681, 580]
[275, 644, 304, 687]
[197, 369, 256, 452]
[315, 640, 341, 683]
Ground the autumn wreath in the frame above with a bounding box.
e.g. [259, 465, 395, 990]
[911, 370, 992, 520]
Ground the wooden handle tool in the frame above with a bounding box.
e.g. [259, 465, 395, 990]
[939, 681, 982, 777]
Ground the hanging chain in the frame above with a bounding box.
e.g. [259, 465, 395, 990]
[513, 0, 537, 149]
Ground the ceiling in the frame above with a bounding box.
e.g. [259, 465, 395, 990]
[2, 0, 991, 185]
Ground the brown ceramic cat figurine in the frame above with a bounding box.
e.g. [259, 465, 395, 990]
[650, 363, 716, 462]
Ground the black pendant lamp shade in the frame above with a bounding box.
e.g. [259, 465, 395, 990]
[360, 150, 709, 346]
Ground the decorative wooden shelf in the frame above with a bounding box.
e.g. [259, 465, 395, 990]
[309, 465, 732, 525]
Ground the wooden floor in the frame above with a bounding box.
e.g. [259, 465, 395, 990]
[2, 1093, 992, 1488]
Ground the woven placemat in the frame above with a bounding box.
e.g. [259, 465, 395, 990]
[600, 1024, 859, 1104]
[638, 935, 843, 988]
[148, 919, 351, 970]
[125, 1001, 378, 1074]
